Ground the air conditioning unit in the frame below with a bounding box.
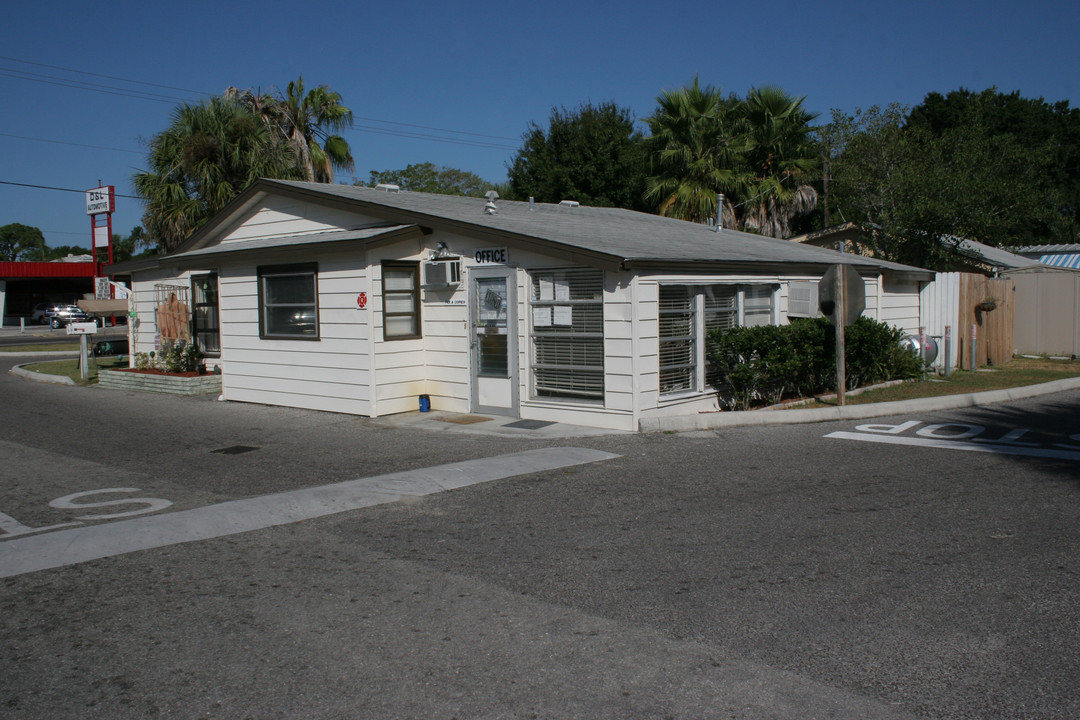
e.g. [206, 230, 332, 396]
[422, 260, 461, 288]
[787, 281, 820, 318]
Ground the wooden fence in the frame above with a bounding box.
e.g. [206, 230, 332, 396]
[958, 274, 1014, 367]
[1005, 267, 1080, 357]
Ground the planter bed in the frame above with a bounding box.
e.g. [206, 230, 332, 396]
[98, 368, 221, 396]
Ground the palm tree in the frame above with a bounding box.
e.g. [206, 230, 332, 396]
[644, 77, 747, 226]
[737, 87, 820, 238]
[229, 78, 355, 183]
[133, 97, 303, 252]
[276, 76, 355, 183]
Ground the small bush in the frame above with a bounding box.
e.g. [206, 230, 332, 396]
[133, 341, 202, 373]
[707, 317, 922, 408]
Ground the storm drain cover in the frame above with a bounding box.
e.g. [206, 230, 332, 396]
[503, 419, 555, 430]
[211, 445, 260, 455]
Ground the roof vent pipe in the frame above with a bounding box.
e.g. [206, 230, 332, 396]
[716, 194, 724, 232]
[529, 196, 535, 212]
[375, 183, 400, 192]
[559, 200, 580, 208]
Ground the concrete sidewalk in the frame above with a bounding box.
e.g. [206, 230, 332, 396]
[639, 376, 1080, 432]
[371, 377, 1080, 436]
[8, 346, 1080, 436]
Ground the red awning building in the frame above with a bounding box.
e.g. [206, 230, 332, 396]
[0, 259, 99, 325]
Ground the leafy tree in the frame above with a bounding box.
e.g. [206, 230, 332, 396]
[823, 101, 1058, 268]
[644, 77, 746, 225]
[738, 87, 819, 238]
[507, 101, 648, 210]
[0, 223, 46, 261]
[906, 88, 1080, 244]
[134, 96, 304, 253]
[362, 162, 494, 196]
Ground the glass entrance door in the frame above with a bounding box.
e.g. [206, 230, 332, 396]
[470, 269, 518, 415]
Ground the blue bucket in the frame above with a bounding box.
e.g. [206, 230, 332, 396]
[419, 394, 431, 412]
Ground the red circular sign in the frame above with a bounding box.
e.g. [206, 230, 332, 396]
[357, 292, 367, 309]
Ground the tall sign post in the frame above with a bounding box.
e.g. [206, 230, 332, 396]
[86, 185, 116, 270]
[86, 185, 116, 326]
[819, 264, 866, 406]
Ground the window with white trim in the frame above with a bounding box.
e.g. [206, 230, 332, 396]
[659, 284, 777, 395]
[529, 268, 604, 400]
[382, 261, 421, 340]
[258, 263, 319, 339]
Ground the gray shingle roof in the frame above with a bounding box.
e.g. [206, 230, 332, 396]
[171, 224, 418, 263]
[260, 180, 929, 275]
[955, 238, 1042, 269]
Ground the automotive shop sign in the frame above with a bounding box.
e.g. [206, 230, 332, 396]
[85, 186, 115, 215]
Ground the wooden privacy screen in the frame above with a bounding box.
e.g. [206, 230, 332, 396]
[958, 274, 1014, 367]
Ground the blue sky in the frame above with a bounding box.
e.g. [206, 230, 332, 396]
[2, 0, 1078, 252]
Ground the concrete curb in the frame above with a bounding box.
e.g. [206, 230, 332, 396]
[9, 363, 76, 385]
[0, 350, 81, 357]
[639, 376, 1080, 432]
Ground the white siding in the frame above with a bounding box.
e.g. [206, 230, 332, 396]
[369, 236, 440, 416]
[217, 253, 373, 415]
[603, 271, 635, 415]
[880, 275, 923, 334]
[221, 196, 383, 242]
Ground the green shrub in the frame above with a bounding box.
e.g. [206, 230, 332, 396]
[707, 316, 922, 408]
[133, 341, 202, 373]
[845, 317, 923, 388]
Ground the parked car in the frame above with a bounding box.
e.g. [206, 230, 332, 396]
[30, 303, 51, 324]
[44, 304, 91, 328]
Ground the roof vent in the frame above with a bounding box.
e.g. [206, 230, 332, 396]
[484, 189, 499, 215]
[559, 200, 580, 208]
[374, 183, 400, 192]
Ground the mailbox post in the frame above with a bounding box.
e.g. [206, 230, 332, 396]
[66, 322, 97, 382]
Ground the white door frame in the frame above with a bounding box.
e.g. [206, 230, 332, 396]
[469, 267, 519, 416]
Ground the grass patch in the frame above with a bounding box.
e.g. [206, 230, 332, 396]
[0, 343, 82, 352]
[20, 356, 128, 384]
[806, 356, 1080, 407]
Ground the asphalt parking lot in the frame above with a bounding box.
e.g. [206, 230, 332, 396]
[2, 352, 1079, 719]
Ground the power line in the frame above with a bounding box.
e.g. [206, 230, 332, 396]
[354, 116, 519, 143]
[0, 133, 143, 155]
[0, 54, 209, 95]
[0, 55, 523, 151]
[0, 66, 194, 102]
[0, 70, 186, 105]
[0, 180, 140, 199]
[35, 229, 91, 237]
[352, 124, 518, 151]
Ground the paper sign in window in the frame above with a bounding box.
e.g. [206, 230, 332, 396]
[553, 306, 573, 326]
[554, 278, 571, 301]
[533, 306, 552, 327]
